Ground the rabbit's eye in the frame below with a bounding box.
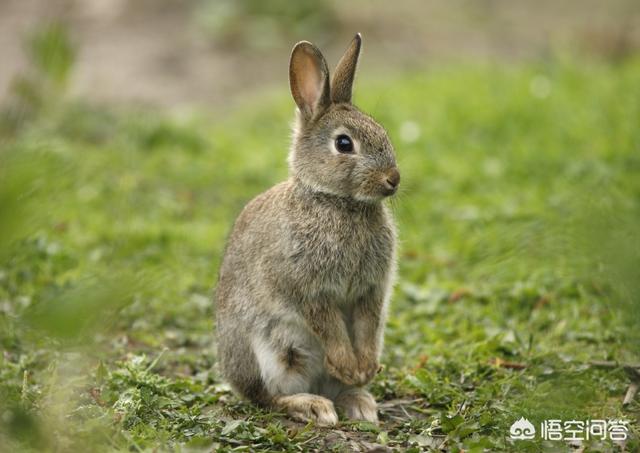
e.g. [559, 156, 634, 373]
[335, 135, 354, 153]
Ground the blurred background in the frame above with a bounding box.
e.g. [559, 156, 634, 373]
[1, 1, 639, 452]
[1, 0, 640, 108]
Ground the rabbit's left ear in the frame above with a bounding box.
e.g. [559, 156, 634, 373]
[331, 33, 362, 104]
[290, 41, 331, 121]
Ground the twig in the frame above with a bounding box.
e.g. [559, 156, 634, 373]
[590, 360, 640, 380]
[623, 382, 639, 407]
[589, 360, 640, 370]
[378, 398, 422, 408]
[385, 414, 406, 422]
[21, 370, 28, 405]
[297, 434, 321, 446]
[490, 358, 527, 370]
[589, 360, 640, 407]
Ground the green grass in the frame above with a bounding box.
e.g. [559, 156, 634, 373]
[1, 57, 639, 452]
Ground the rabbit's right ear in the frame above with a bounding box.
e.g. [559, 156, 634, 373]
[331, 33, 362, 104]
[289, 41, 331, 121]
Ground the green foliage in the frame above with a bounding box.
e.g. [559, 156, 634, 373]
[195, 0, 337, 48]
[1, 56, 639, 451]
[26, 23, 76, 90]
[1, 23, 75, 136]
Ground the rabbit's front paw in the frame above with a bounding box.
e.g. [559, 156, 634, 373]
[324, 346, 360, 385]
[357, 353, 381, 384]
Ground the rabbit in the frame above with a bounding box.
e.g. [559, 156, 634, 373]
[215, 33, 400, 426]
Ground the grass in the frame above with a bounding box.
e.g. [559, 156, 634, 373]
[1, 54, 639, 452]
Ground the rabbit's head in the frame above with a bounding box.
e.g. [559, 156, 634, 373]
[288, 34, 400, 202]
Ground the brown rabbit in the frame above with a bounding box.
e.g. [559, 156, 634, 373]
[215, 33, 399, 426]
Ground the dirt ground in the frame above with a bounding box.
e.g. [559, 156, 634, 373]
[1, 0, 639, 110]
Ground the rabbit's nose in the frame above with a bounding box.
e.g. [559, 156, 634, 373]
[385, 168, 401, 190]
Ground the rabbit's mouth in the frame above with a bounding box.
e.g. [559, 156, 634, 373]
[381, 168, 401, 196]
[381, 185, 398, 197]
[354, 167, 401, 202]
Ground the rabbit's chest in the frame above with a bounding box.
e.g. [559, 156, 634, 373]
[288, 211, 394, 297]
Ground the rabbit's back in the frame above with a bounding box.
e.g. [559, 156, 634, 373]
[215, 180, 291, 314]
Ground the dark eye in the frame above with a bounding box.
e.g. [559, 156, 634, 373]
[335, 134, 354, 153]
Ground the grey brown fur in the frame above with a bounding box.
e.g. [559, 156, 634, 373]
[215, 34, 400, 425]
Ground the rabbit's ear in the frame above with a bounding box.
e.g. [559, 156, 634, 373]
[289, 41, 331, 121]
[331, 33, 362, 104]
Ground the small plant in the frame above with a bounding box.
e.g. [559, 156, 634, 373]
[1, 23, 75, 133]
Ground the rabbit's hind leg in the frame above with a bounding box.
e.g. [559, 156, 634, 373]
[252, 334, 337, 425]
[252, 334, 320, 395]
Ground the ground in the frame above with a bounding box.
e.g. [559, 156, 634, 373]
[1, 45, 640, 451]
